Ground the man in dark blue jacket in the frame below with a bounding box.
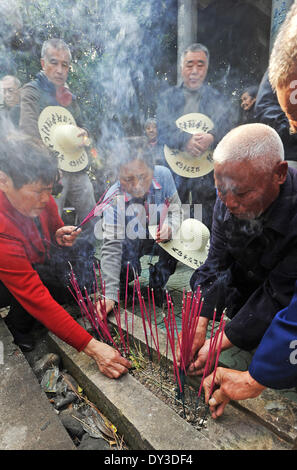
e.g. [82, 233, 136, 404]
[203, 291, 297, 419]
[156, 43, 233, 229]
[184, 123, 297, 373]
[200, 2, 297, 418]
[255, 70, 297, 168]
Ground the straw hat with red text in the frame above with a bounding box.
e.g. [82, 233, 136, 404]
[164, 113, 214, 178]
[149, 218, 210, 270]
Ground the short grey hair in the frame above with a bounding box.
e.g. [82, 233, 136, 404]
[213, 123, 284, 170]
[180, 43, 210, 68]
[269, 1, 297, 90]
[41, 38, 72, 62]
[2, 75, 21, 88]
[144, 118, 157, 129]
[111, 137, 154, 171]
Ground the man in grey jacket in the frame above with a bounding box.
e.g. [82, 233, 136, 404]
[98, 139, 183, 315]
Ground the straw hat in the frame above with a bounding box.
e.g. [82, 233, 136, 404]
[149, 218, 210, 270]
[38, 106, 89, 172]
[164, 112, 214, 178]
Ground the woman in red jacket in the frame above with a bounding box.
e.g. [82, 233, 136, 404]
[0, 134, 130, 379]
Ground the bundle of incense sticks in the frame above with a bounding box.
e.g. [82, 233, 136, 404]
[73, 185, 119, 232]
[163, 292, 184, 395]
[68, 268, 120, 352]
[196, 311, 226, 416]
[68, 263, 130, 356]
[158, 198, 170, 233]
[134, 276, 160, 361]
[68, 260, 226, 420]
[179, 288, 203, 372]
[162, 289, 204, 400]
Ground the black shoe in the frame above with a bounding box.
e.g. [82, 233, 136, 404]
[6, 325, 35, 352]
[15, 338, 35, 353]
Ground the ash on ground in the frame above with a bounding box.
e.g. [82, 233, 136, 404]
[129, 352, 210, 431]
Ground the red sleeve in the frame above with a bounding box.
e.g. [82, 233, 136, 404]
[0, 233, 92, 352]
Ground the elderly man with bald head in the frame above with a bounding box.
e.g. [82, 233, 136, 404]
[198, 2, 297, 420]
[179, 122, 297, 381]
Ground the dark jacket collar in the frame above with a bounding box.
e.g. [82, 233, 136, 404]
[35, 71, 57, 96]
[34, 71, 76, 102]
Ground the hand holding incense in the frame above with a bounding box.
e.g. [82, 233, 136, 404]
[56, 225, 81, 246]
[155, 198, 171, 243]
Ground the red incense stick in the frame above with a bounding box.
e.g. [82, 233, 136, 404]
[208, 320, 226, 398]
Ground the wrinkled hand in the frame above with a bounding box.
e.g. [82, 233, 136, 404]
[176, 317, 208, 369]
[96, 298, 115, 320]
[77, 128, 90, 147]
[83, 338, 131, 379]
[186, 133, 214, 157]
[55, 226, 81, 247]
[156, 224, 172, 243]
[187, 338, 212, 376]
[188, 331, 233, 376]
[203, 368, 266, 419]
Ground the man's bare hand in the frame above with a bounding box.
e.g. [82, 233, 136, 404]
[176, 317, 208, 368]
[187, 332, 233, 376]
[96, 298, 115, 320]
[77, 128, 90, 147]
[187, 338, 211, 376]
[185, 133, 214, 157]
[203, 368, 266, 419]
[55, 226, 81, 247]
[156, 223, 172, 243]
[83, 338, 131, 379]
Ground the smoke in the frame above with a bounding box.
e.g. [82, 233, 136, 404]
[89, 0, 177, 153]
[0, 0, 177, 137]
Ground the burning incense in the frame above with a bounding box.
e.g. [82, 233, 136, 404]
[73, 186, 119, 232]
[158, 198, 170, 232]
[151, 289, 160, 360]
[135, 277, 151, 360]
[124, 263, 130, 355]
[208, 319, 226, 398]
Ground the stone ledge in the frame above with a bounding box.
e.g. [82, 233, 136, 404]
[0, 319, 76, 450]
[47, 315, 290, 450]
[108, 311, 297, 447]
[47, 332, 216, 450]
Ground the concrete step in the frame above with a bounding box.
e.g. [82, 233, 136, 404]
[0, 319, 76, 450]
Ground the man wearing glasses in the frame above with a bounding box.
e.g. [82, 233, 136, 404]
[1, 75, 21, 127]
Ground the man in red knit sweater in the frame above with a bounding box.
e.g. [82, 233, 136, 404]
[0, 134, 130, 379]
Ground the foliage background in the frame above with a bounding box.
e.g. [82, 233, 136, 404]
[0, 0, 271, 148]
[0, 0, 177, 141]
